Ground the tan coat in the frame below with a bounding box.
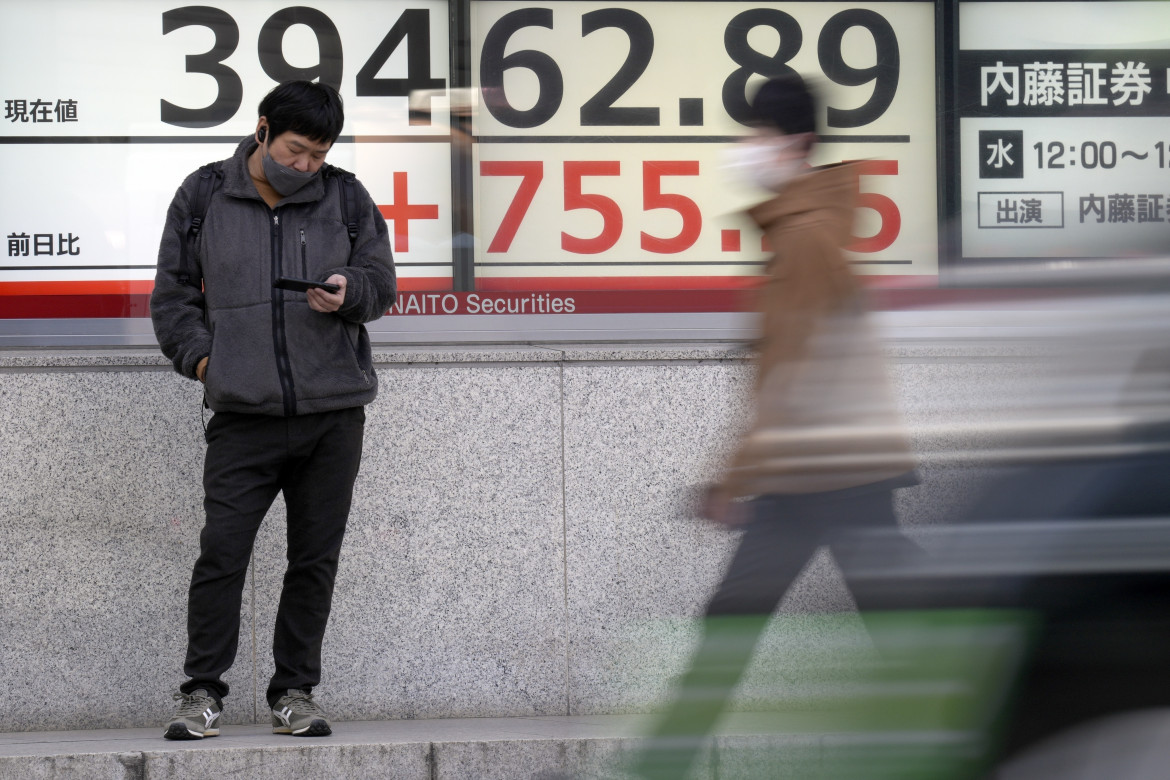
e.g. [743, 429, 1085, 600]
[721, 163, 916, 498]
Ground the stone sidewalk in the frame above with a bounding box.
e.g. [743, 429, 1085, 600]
[0, 714, 651, 779]
[0, 712, 842, 780]
[13, 709, 1144, 779]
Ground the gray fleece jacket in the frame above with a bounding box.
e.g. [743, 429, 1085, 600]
[151, 136, 396, 417]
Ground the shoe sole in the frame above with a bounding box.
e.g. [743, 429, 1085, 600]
[164, 723, 218, 740]
[273, 719, 332, 737]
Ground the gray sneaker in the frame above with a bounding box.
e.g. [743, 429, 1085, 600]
[271, 689, 332, 736]
[164, 689, 221, 740]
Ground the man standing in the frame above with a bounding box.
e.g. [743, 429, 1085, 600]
[151, 81, 395, 739]
[633, 74, 917, 778]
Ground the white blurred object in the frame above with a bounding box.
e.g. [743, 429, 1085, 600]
[721, 135, 807, 193]
[408, 87, 479, 117]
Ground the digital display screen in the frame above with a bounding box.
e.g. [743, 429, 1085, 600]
[470, 1, 938, 292]
[958, 1, 1170, 260]
[0, 0, 452, 318]
[1, 0, 939, 327]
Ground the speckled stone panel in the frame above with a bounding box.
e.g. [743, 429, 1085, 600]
[247, 364, 568, 722]
[890, 356, 1055, 529]
[1, 343, 1057, 733]
[434, 737, 694, 780]
[0, 369, 256, 732]
[560, 362, 771, 716]
[0, 754, 135, 780]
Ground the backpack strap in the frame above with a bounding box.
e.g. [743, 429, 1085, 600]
[328, 165, 360, 245]
[178, 161, 224, 287]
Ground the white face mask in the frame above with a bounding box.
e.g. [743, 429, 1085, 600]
[722, 136, 806, 193]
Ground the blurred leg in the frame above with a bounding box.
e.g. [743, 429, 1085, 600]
[634, 495, 822, 779]
[827, 487, 917, 616]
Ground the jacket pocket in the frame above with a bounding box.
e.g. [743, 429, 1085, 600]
[283, 305, 372, 402]
[295, 217, 350, 279]
[203, 305, 282, 409]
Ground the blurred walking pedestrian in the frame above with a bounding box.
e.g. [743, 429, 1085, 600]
[633, 73, 919, 779]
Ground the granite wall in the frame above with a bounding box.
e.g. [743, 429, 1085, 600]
[0, 340, 1052, 732]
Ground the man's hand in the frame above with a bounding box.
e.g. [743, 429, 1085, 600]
[306, 274, 347, 313]
[701, 484, 749, 526]
[196, 356, 209, 383]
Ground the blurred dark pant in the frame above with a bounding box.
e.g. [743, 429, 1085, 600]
[964, 451, 1170, 523]
[635, 478, 918, 779]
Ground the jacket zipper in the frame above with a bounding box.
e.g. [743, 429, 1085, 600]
[299, 228, 308, 278]
[270, 210, 297, 416]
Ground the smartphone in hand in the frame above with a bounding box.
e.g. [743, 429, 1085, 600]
[273, 276, 341, 294]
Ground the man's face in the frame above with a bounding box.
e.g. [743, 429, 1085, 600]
[262, 126, 332, 173]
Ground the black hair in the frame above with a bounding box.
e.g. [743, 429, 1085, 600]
[748, 74, 818, 136]
[258, 81, 344, 145]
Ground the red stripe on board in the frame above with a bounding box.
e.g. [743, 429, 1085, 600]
[0, 280, 155, 296]
[397, 277, 456, 292]
[475, 275, 764, 292]
[1, 294, 154, 319]
[0, 277, 456, 318]
[3, 289, 756, 318]
[0, 277, 453, 296]
[10, 276, 1020, 320]
[473, 275, 937, 292]
[385, 289, 752, 315]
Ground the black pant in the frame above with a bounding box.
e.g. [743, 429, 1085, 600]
[636, 481, 917, 779]
[179, 407, 365, 708]
[706, 484, 911, 617]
